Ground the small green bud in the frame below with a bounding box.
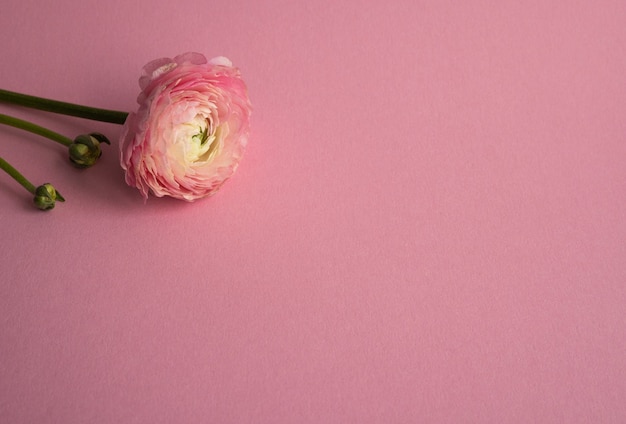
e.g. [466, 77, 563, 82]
[33, 183, 65, 211]
[69, 132, 110, 168]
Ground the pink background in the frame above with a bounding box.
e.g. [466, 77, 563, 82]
[1, 0, 625, 422]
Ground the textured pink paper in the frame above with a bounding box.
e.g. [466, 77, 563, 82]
[1, 0, 625, 423]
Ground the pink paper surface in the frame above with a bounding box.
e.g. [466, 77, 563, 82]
[1, 0, 625, 422]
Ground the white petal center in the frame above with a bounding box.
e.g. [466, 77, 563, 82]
[173, 114, 219, 163]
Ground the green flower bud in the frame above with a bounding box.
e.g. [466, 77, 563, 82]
[69, 132, 110, 168]
[33, 183, 65, 211]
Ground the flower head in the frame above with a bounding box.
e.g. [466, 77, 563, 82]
[120, 53, 251, 201]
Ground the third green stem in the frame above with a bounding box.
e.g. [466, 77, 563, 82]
[0, 156, 36, 193]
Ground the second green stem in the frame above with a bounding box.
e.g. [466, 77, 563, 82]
[0, 113, 73, 146]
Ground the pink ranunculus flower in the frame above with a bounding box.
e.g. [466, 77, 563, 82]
[120, 52, 251, 201]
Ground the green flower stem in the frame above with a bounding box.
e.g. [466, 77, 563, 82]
[0, 88, 128, 125]
[0, 156, 36, 193]
[0, 113, 73, 146]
